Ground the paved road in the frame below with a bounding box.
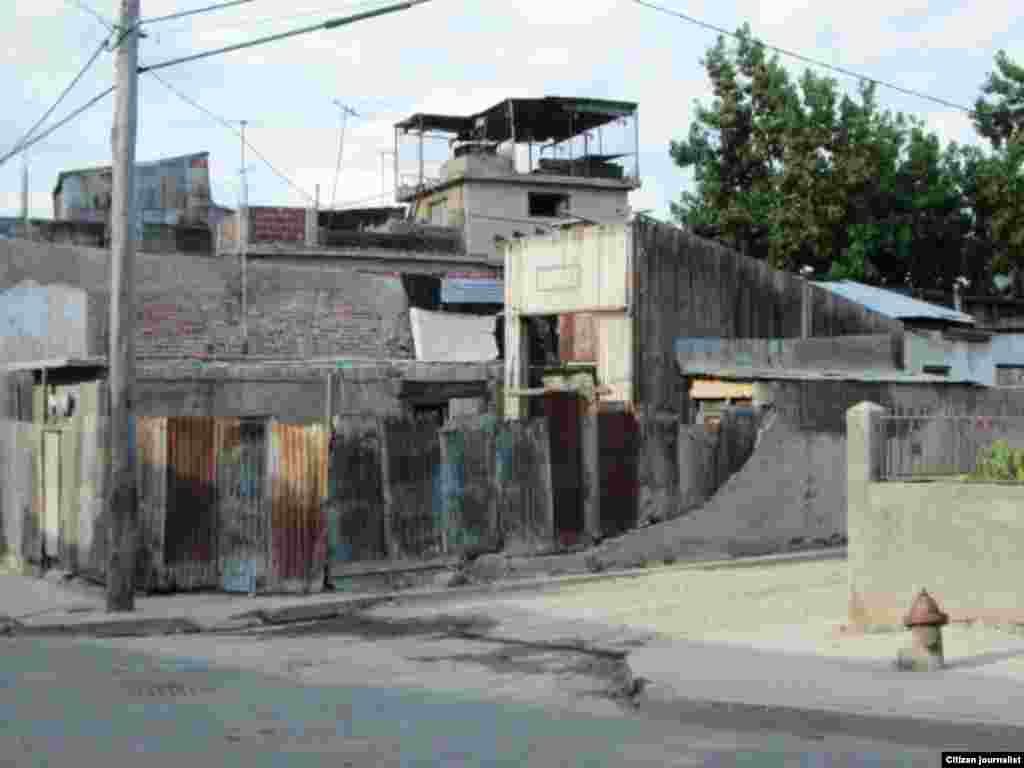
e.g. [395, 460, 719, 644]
[2, 630, 941, 767]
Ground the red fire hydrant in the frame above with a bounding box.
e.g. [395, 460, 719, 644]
[896, 589, 949, 671]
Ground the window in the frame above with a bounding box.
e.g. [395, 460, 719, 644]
[528, 192, 570, 218]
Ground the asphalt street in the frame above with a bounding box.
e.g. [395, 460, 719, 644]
[1, 630, 943, 767]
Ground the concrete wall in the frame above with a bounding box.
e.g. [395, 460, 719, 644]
[1, 237, 481, 361]
[847, 402, 1024, 628]
[465, 181, 629, 262]
[901, 330, 1024, 387]
[134, 361, 504, 422]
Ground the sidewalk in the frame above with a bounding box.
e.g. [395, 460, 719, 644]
[0, 547, 845, 637]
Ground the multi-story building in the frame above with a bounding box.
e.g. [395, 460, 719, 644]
[393, 96, 640, 264]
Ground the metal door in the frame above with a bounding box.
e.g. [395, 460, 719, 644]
[43, 431, 61, 564]
[218, 420, 267, 593]
[543, 391, 583, 548]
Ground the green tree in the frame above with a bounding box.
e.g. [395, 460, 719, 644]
[671, 29, 1015, 291]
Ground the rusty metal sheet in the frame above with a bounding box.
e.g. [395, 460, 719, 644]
[383, 417, 444, 560]
[497, 418, 554, 556]
[598, 407, 639, 537]
[218, 419, 268, 593]
[135, 416, 167, 590]
[328, 416, 387, 566]
[164, 416, 219, 589]
[439, 422, 497, 556]
[269, 422, 328, 592]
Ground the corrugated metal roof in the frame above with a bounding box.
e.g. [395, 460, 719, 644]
[812, 280, 974, 324]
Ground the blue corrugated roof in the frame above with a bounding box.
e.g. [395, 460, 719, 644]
[811, 280, 974, 324]
[441, 278, 503, 304]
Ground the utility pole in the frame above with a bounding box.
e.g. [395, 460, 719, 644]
[20, 154, 28, 227]
[107, 0, 141, 612]
[330, 101, 357, 210]
[239, 119, 249, 354]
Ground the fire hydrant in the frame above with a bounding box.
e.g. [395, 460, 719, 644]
[896, 589, 949, 671]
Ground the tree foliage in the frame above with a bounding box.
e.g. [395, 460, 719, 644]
[671, 28, 1024, 291]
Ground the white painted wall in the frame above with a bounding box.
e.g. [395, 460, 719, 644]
[903, 331, 1024, 386]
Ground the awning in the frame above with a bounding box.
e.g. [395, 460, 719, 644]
[441, 277, 503, 304]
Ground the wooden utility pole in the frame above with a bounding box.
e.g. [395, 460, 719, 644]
[107, 0, 141, 612]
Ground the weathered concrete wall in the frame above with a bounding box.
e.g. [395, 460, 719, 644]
[677, 408, 761, 518]
[632, 218, 903, 416]
[0, 237, 432, 361]
[847, 403, 1024, 627]
[676, 335, 902, 378]
[465, 181, 629, 263]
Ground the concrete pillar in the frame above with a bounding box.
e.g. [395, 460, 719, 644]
[846, 401, 886, 628]
[581, 401, 601, 542]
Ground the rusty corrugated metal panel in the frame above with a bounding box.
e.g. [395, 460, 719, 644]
[164, 416, 219, 589]
[269, 422, 328, 591]
[136, 416, 168, 589]
[218, 419, 268, 593]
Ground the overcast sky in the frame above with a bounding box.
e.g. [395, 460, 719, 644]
[1, 0, 1020, 223]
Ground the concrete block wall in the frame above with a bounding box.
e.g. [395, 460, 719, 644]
[0, 238, 423, 362]
[847, 402, 1024, 628]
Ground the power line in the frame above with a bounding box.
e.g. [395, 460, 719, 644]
[138, 0, 431, 74]
[140, 0, 258, 26]
[145, 71, 317, 204]
[0, 86, 116, 168]
[5, 38, 110, 159]
[67, 0, 117, 33]
[158, 0, 386, 35]
[631, 0, 976, 115]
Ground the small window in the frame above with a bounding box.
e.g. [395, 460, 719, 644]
[922, 365, 951, 376]
[528, 192, 570, 218]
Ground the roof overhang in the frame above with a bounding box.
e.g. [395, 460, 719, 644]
[0, 357, 107, 373]
[396, 97, 637, 144]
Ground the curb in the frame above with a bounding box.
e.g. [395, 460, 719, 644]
[7, 548, 846, 639]
[634, 685, 1024, 745]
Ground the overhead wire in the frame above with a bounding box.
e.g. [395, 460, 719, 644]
[5, 38, 111, 160]
[145, 71, 317, 204]
[140, 0, 258, 26]
[631, 0, 976, 115]
[0, 86, 116, 168]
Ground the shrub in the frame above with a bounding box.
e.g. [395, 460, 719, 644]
[970, 440, 1024, 482]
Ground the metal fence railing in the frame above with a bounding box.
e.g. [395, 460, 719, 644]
[876, 415, 1024, 482]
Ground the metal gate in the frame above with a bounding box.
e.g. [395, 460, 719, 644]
[218, 420, 267, 593]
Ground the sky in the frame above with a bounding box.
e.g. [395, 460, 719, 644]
[1, 0, 1021, 224]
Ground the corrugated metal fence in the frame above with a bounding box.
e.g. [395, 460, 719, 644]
[326, 415, 555, 575]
